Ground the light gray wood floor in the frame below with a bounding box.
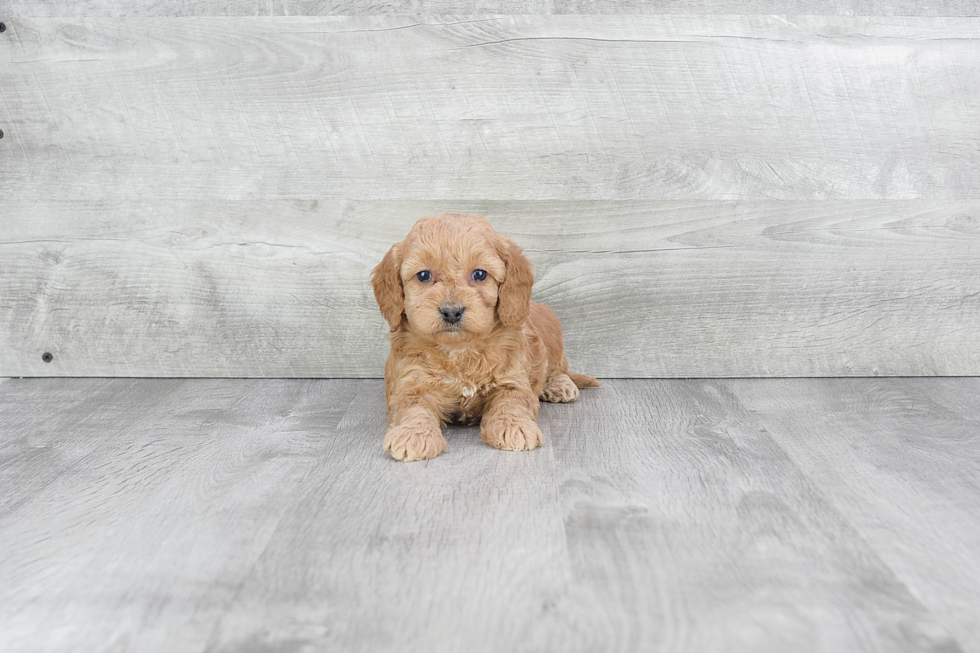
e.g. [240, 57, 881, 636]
[1, 378, 978, 653]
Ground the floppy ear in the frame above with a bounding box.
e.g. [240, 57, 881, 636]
[496, 238, 534, 327]
[371, 244, 405, 331]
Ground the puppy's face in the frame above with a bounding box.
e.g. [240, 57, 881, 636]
[372, 214, 533, 343]
[400, 221, 505, 343]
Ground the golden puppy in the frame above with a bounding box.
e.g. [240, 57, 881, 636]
[371, 213, 600, 461]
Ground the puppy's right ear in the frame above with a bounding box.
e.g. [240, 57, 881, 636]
[371, 244, 405, 331]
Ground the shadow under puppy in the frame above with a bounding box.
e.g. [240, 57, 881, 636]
[371, 213, 600, 461]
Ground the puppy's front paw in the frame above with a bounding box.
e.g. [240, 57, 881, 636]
[383, 422, 447, 461]
[481, 417, 544, 452]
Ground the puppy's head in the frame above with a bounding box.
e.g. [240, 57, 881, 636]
[371, 213, 533, 343]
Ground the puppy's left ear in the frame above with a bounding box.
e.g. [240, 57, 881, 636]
[371, 244, 405, 332]
[496, 237, 534, 327]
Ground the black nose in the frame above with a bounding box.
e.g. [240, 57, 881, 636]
[439, 305, 465, 325]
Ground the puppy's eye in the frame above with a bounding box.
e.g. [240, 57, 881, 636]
[416, 270, 432, 283]
[471, 269, 488, 282]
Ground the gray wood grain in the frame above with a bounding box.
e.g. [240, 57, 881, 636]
[728, 377, 980, 652]
[204, 380, 571, 653]
[2, 378, 975, 652]
[2, 13, 979, 377]
[2, 0, 979, 16]
[1, 16, 979, 201]
[0, 377, 360, 652]
[537, 380, 961, 652]
[2, 200, 978, 378]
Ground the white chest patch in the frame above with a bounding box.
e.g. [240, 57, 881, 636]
[441, 374, 480, 400]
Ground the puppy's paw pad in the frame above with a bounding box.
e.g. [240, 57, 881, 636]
[481, 418, 544, 451]
[541, 374, 579, 403]
[383, 423, 447, 461]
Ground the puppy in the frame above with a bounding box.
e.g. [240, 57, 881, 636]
[371, 213, 600, 461]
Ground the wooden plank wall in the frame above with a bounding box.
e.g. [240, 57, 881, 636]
[0, 4, 978, 377]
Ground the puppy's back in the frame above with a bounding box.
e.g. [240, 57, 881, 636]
[527, 302, 601, 388]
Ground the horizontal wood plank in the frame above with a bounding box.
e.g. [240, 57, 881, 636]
[0, 16, 979, 200]
[1, 200, 977, 377]
[2, 1, 979, 16]
[2, 13, 978, 376]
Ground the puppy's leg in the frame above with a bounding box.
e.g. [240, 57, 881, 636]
[384, 406, 447, 461]
[540, 373, 579, 403]
[481, 387, 544, 451]
[384, 385, 452, 461]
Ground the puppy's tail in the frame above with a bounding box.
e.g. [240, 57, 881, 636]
[567, 371, 602, 388]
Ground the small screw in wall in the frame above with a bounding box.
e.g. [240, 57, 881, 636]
[42, 352, 53, 363]
[0, 22, 6, 33]
[0, 129, 4, 139]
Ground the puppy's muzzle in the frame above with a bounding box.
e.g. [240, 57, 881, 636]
[439, 304, 465, 325]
